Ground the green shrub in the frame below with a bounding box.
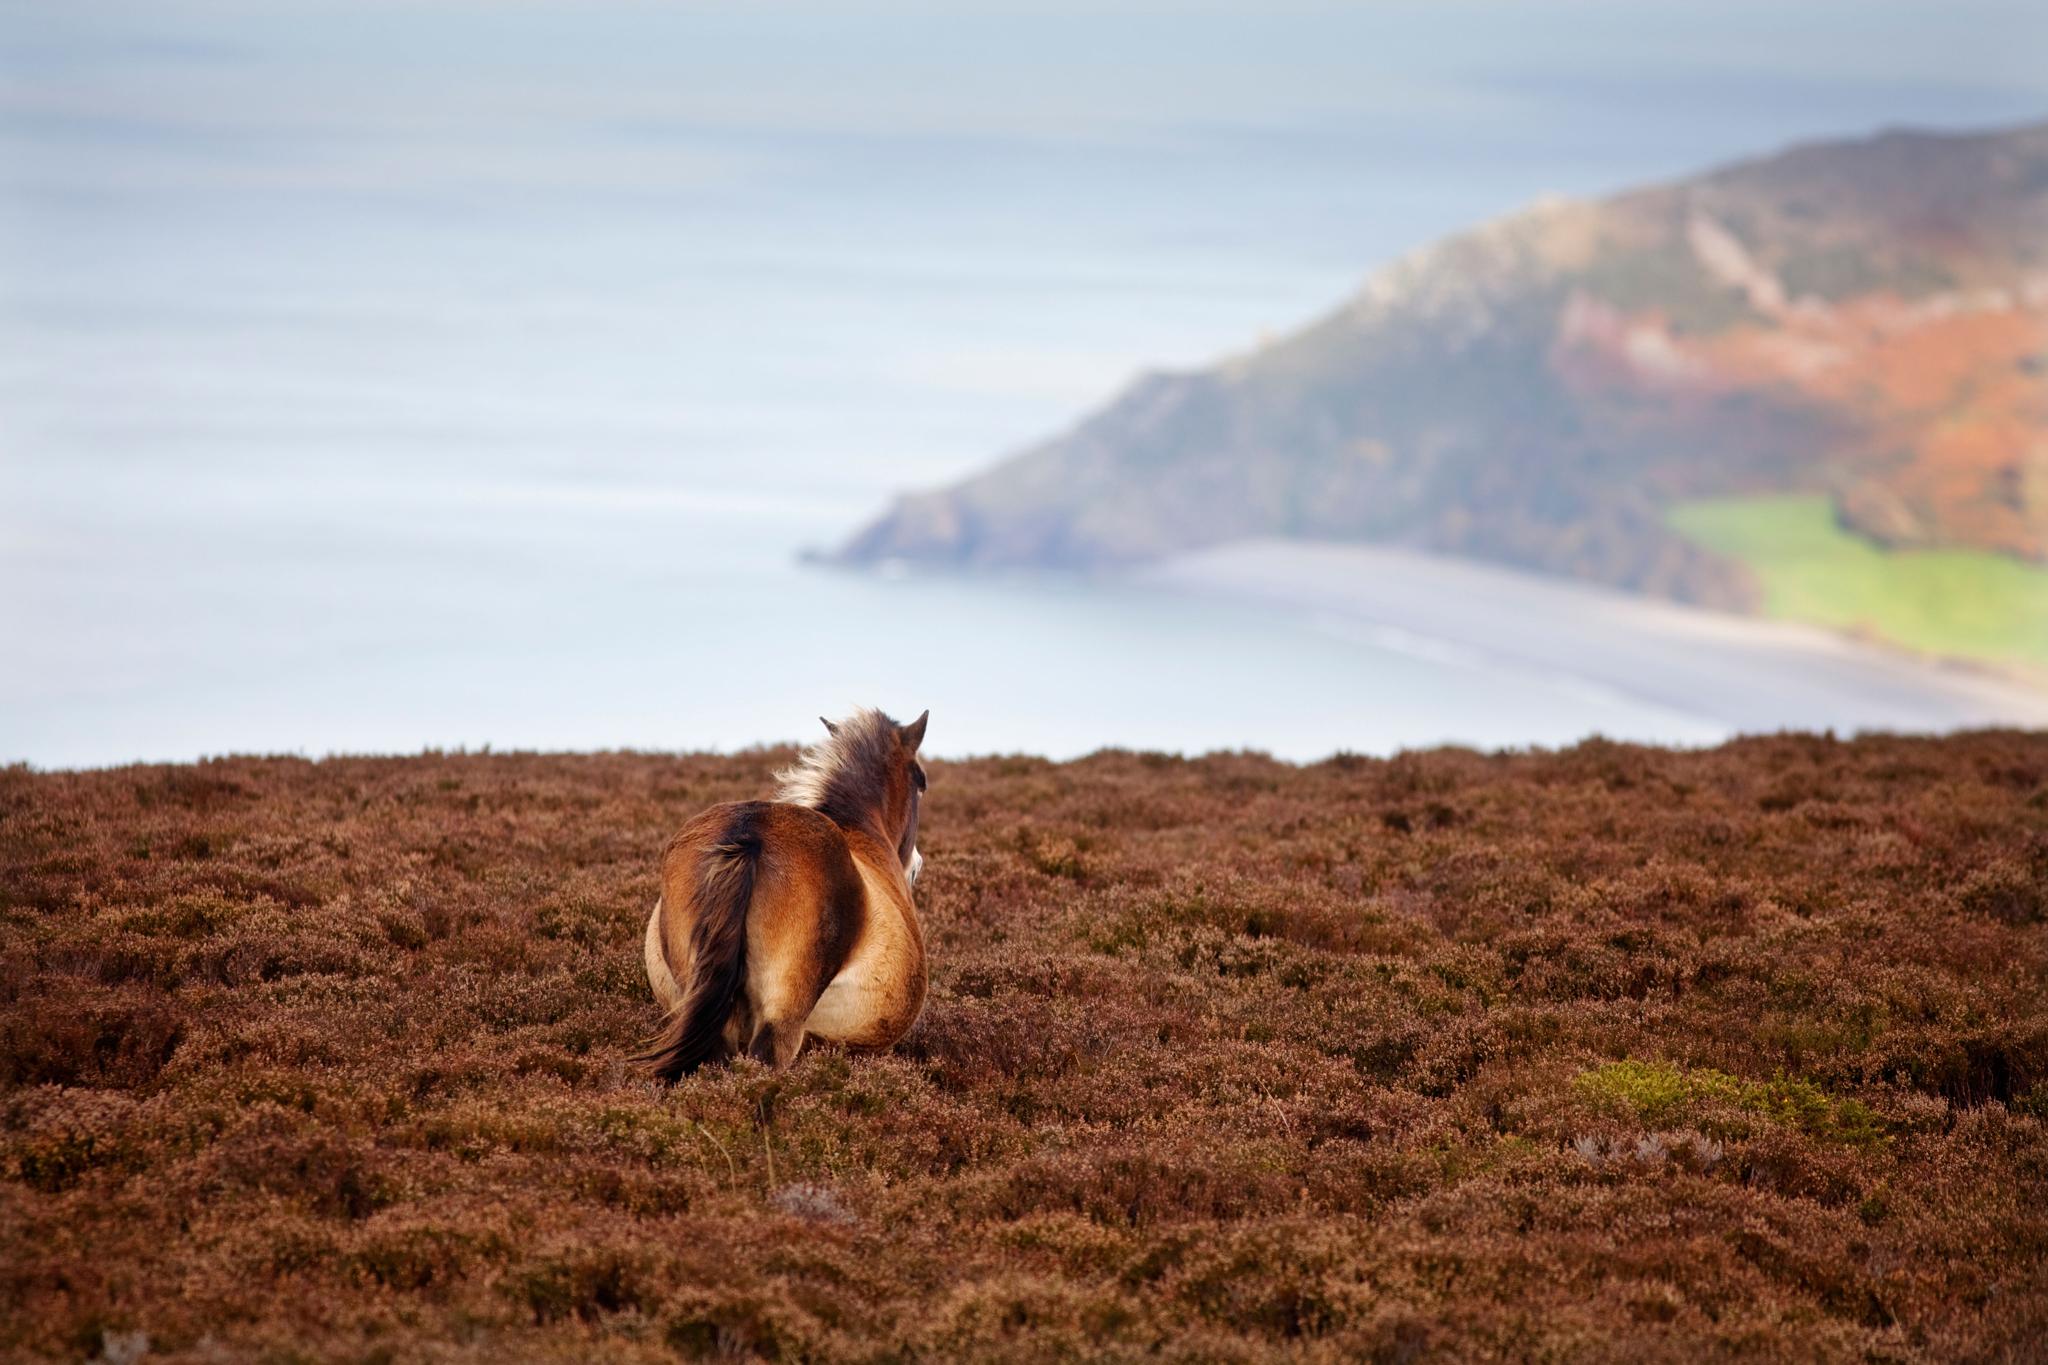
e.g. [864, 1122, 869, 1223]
[1574, 1060, 1888, 1146]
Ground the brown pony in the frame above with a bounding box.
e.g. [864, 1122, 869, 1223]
[635, 708, 929, 1080]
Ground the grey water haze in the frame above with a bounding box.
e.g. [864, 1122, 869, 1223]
[5, 1, 2045, 767]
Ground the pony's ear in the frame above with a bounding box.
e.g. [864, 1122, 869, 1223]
[900, 710, 929, 752]
[819, 716, 839, 736]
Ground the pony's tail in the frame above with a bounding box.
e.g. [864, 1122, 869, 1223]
[633, 815, 761, 1083]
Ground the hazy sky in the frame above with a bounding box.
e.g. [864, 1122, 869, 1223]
[3, 0, 2044, 765]
[4, 3, 2043, 167]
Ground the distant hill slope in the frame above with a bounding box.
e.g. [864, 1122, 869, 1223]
[834, 121, 2048, 611]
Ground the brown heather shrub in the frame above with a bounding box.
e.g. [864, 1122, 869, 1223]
[3, 733, 2048, 1360]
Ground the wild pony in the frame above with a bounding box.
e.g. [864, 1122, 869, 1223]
[635, 708, 929, 1080]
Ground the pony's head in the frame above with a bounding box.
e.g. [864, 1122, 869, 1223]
[776, 707, 930, 884]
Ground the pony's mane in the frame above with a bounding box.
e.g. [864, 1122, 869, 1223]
[775, 708, 900, 828]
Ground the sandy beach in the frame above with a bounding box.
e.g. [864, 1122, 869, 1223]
[1144, 539, 2048, 738]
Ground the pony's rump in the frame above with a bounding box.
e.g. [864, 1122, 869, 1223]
[632, 802, 764, 1081]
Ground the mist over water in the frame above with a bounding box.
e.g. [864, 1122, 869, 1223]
[4, 2, 2044, 766]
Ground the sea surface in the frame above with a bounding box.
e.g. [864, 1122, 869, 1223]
[5, 1, 2045, 766]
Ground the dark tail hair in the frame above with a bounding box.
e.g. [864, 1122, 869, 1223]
[633, 810, 762, 1083]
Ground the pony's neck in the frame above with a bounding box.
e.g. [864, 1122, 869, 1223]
[812, 788, 892, 845]
[776, 715, 904, 851]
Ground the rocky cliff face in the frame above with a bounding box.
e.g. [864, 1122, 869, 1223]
[834, 122, 2048, 609]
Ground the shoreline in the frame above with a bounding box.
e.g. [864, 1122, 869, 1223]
[1139, 538, 2048, 737]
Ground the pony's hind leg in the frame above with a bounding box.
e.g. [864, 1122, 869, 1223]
[746, 1018, 806, 1068]
[740, 820, 865, 1069]
[741, 946, 824, 1068]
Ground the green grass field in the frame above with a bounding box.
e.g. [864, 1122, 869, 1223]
[1670, 495, 2048, 668]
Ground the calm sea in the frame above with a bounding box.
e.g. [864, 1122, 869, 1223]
[4, 1, 2043, 765]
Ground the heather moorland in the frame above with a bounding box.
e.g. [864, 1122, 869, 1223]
[4, 733, 2047, 1361]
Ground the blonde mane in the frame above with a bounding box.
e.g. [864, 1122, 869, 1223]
[775, 707, 900, 814]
